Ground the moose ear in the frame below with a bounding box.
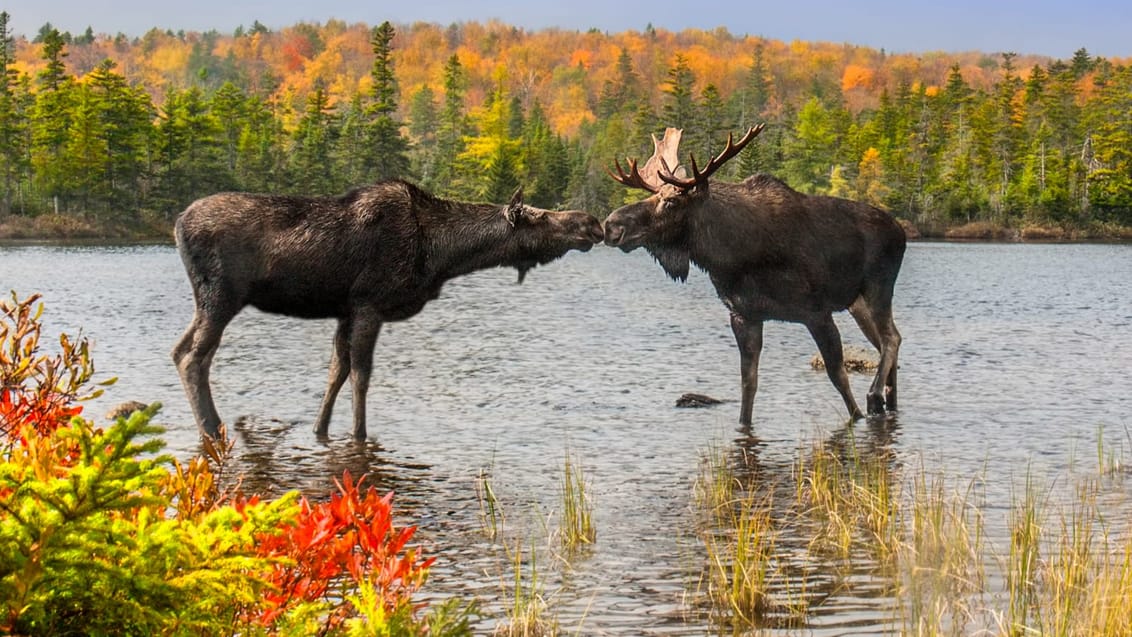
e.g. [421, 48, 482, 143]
[504, 204, 521, 227]
[504, 187, 525, 227]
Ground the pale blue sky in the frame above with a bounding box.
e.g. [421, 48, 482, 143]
[2, 0, 1129, 59]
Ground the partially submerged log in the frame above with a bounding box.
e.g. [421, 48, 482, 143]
[675, 392, 724, 408]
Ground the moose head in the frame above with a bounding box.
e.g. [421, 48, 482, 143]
[603, 124, 765, 255]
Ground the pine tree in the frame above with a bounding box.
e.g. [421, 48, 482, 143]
[661, 53, 697, 143]
[990, 53, 1026, 218]
[68, 59, 152, 216]
[0, 12, 30, 214]
[520, 102, 569, 208]
[365, 21, 410, 181]
[289, 83, 339, 194]
[407, 85, 439, 185]
[154, 86, 233, 210]
[29, 26, 72, 211]
[235, 95, 284, 193]
[210, 82, 246, 174]
[696, 84, 726, 174]
[434, 53, 468, 196]
[784, 96, 838, 193]
[734, 43, 772, 125]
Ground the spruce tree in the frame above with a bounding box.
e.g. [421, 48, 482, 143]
[365, 21, 410, 181]
[0, 12, 30, 214]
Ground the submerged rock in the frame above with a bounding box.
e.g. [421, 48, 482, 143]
[104, 400, 149, 421]
[675, 392, 724, 408]
[810, 345, 878, 373]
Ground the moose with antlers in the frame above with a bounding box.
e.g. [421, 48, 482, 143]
[604, 125, 906, 424]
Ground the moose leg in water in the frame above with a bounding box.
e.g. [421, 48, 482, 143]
[173, 181, 604, 440]
[806, 314, 864, 420]
[312, 313, 382, 439]
[172, 293, 240, 437]
[848, 293, 902, 413]
[730, 313, 763, 426]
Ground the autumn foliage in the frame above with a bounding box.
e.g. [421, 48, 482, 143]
[2, 13, 1131, 237]
[249, 472, 435, 628]
[0, 292, 101, 438]
[0, 292, 470, 636]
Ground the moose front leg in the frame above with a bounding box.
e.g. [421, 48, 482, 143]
[346, 313, 383, 441]
[807, 315, 864, 421]
[730, 313, 764, 426]
[314, 317, 352, 436]
[172, 308, 235, 440]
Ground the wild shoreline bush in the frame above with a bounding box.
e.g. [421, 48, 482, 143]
[0, 291, 476, 636]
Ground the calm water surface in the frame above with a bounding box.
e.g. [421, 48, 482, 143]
[2, 241, 1131, 634]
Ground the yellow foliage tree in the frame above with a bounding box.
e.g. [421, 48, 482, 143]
[856, 147, 890, 207]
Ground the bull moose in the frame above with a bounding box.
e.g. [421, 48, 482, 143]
[172, 180, 604, 440]
[604, 125, 906, 424]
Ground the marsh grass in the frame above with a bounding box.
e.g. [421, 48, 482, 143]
[792, 435, 901, 562]
[995, 472, 1132, 637]
[693, 440, 738, 524]
[558, 451, 595, 551]
[692, 440, 810, 631]
[478, 427, 1132, 635]
[476, 464, 504, 540]
[494, 537, 557, 637]
[701, 489, 776, 626]
[1096, 424, 1129, 478]
[1005, 469, 1044, 633]
[890, 455, 1132, 637]
[689, 430, 1127, 635]
[899, 465, 986, 636]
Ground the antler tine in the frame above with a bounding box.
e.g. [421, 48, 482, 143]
[658, 124, 766, 190]
[608, 157, 659, 193]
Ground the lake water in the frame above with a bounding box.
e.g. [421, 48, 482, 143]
[2, 240, 1131, 634]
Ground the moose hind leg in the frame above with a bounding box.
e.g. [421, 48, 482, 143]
[871, 313, 901, 412]
[807, 315, 864, 421]
[172, 310, 232, 439]
[730, 313, 764, 426]
[848, 297, 887, 414]
[314, 318, 352, 436]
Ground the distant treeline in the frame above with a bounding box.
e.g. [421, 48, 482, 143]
[0, 12, 1129, 231]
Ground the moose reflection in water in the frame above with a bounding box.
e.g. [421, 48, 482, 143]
[172, 180, 604, 440]
[605, 125, 906, 424]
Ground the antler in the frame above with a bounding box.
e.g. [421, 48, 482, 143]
[607, 158, 659, 193]
[607, 127, 683, 193]
[657, 123, 766, 189]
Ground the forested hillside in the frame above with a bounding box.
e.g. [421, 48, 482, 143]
[0, 12, 1130, 236]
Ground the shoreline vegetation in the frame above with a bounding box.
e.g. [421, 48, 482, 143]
[3, 212, 1131, 244]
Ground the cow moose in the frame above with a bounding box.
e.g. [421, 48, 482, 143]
[604, 125, 906, 424]
[172, 180, 604, 440]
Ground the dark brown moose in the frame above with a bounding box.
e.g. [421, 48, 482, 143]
[172, 180, 604, 440]
[605, 125, 906, 424]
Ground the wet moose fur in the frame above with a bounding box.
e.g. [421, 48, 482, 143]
[173, 180, 603, 440]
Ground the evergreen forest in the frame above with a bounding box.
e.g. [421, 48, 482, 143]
[0, 13, 1130, 236]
